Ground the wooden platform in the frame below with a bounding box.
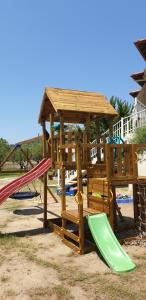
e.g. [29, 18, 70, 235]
[62, 208, 100, 224]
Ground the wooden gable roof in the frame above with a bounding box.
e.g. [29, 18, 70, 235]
[38, 87, 118, 124]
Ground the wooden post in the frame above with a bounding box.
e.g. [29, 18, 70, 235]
[50, 113, 55, 167]
[132, 144, 138, 180]
[96, 118, 101, 162]
[76, 143, 84, 254]
[0, 146, 17, 170]
[42, 121, 48, 228]
[108, 119, 113, 137]
[68, 131, 72, 165]
[83, 131, 87, 164]
[133, 184, 139, 226]
[85, 114, 91, 162]
[60, 114, 66, 229]
[111, 186, 117, 230]
[85, 114, 91, 209]
[105, 144, 110, 181]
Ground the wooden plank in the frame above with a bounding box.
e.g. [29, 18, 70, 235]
[89, 201, 110, 214]
[88, 165, 106, 177]
[117, 147, 123, 176]
[58, 144, 76, 149]
[88, 195, 109, 206]
[88, 178, 108, 184]
[62, 238, 80, 254]
[61, 210, 79, 224]
[88, 184, 109, 195]
[62, 228, 80, 243]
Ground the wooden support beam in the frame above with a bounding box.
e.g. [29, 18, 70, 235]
[42, 121, 48, 228]
[85, 114, 91, 210]
[68, 131, 72, 165]
[0, 146, 17, 169]
[85, 114, 91, 162]
[96, 118, 101, 162]
[83, 131, 87, 164]
[60, 114, 66, 230]
[50, 113, 55, 166]
[133, 184, 139, 225]
[110, 186, 116, 230]
[76, 143, 84, 254]
[108, 119, 113, 137]
[105, 144, 110, 180]
[17, 135, 43, 145]
[21, 147, 58, 203]
[20, 148, 33, 168]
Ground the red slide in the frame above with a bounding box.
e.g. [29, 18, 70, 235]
[0, 158, 52, 205]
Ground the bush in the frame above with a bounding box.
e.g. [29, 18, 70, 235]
[130, 126, 146, 144]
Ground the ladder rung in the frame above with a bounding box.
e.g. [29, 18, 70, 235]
[62, 228, 79, 243]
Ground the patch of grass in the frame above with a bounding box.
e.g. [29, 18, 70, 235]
[0, 216, 18, 229]
[53, 284, 73, 299]
[0, 254, 6, 267]
[28, 287, 53, 299]
[134, 254, 146, 260]
[0, 224, 7, 229]
[59, 267, 96, 286]
[20, 247, 62, 272]
[4, 202, 24, 212]
[95, 283, 137, 300]
[0, 275, 9, 282]
[4, 289, 17, 298]
[0, 233, 19, 249]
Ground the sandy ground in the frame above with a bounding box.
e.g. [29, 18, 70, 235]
[0, 177, 146, 300]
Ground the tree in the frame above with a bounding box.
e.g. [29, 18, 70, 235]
[110, 96, 133, 123]
[0, 138, 11, 163]
[130, 126, 146, 144]
[90, 96, 133, 140]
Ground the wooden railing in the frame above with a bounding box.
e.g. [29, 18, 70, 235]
[58, 143, 106, 167]
[56, 142, 146, 181]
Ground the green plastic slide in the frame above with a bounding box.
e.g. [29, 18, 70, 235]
[87, 213, 136, 273]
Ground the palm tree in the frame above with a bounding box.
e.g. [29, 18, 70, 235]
[110, 96, 133, 123]
[91, 96, 133, 138]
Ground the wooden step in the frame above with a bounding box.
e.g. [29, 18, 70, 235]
[62, 228, 80, 243]
[62, 238, 80, 253]
[62, 208, 100, 224]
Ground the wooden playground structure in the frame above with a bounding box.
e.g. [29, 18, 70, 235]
[0, 135, 43, 174]
[38, 87, 146, 254]
[0, 135, 58, 203]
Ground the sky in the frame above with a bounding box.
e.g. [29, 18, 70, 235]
[0, 0, 146, 144]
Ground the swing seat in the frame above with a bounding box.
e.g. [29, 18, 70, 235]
[10, 191, 40, 200]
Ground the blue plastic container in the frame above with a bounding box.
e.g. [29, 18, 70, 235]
[116, 197, 133, 204]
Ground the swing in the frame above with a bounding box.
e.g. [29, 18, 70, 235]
[10, 191, 40, 200]
[10, 180, 41, 201]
